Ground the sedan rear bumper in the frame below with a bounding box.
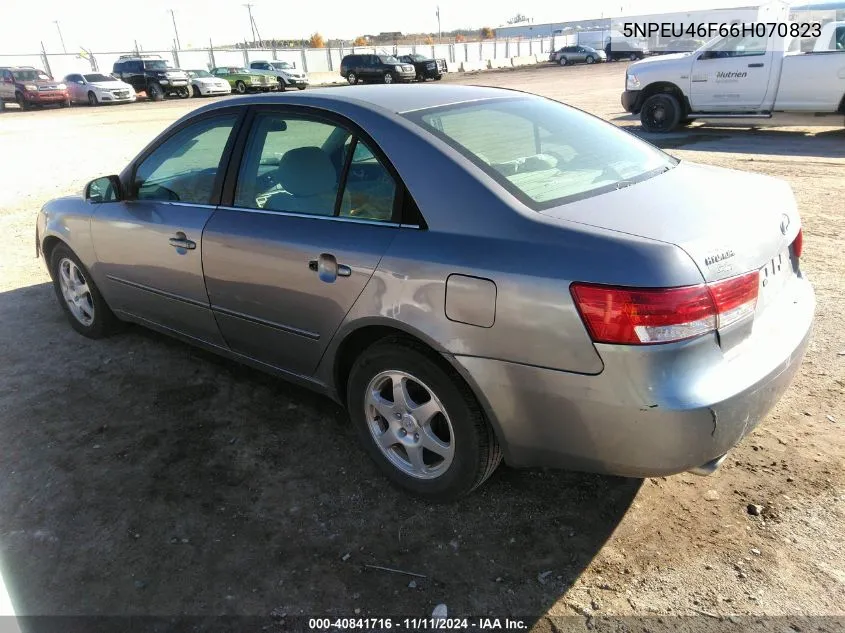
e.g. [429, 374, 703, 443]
[454, 274, 814, 477]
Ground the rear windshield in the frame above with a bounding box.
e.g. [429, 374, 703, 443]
[404, 97, 676, 209]
[13, 70, 50, 81]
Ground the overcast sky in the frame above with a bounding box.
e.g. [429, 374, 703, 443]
[2, 0, 760, 54]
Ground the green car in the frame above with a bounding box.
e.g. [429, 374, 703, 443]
[210, 67, 276, 94]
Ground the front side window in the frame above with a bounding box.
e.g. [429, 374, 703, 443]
[706, 33, 768, 57]
[235, 112, 398, 222]
[134, 114, 238, 204]
[405, 97, 675, 209]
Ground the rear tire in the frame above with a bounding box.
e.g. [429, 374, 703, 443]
[147, 82, 164, 101]
[346, 338, 502, 501]
[235, 80, 247, 94]
[558, 57, 568, 66]
[383, 71, 395, 84]
[50, 244, 120, 339]
[640, 93, 682, 133]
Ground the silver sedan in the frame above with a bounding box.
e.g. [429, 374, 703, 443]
[36, 85, 814, 500]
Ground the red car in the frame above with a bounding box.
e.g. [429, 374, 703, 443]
[0, 66, 70, 110]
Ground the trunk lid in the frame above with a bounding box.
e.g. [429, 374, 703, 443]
[538, 161, 800, 283]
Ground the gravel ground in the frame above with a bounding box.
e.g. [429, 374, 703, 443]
[0, 62, 843, 628]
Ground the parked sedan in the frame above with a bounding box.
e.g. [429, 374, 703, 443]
[186, 70, 232, 97]
[210, 67, 275, 93]
[36, 85, 814, 500]
[549, 45, 607, 65]
[64, 72, 136, 105]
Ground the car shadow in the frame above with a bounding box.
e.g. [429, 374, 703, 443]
[614, 118, 845, 158]
[0, 282, 641, 629]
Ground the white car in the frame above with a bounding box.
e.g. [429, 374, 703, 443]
[186, 70, 232, 97]
[64, 72, 136, 106]
[249, 60, 309, 90]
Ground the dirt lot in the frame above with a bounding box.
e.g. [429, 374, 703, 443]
[0, 62, 843, 628]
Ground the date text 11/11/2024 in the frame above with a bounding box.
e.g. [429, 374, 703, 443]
[308, 618, 528, 630]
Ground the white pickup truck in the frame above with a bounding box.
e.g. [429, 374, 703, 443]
[621, 21, 845, 132]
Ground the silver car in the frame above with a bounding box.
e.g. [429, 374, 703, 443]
[550, 45, 608, 66]
[36, 85, 814, 500]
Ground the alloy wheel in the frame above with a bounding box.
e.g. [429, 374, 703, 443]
[383, 72, 393, 84]
[58, 257, 95, 326]
[348, 72, 357, 84]
[364, 370, 455, 479]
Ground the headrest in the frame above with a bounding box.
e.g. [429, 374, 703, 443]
[276, 147, 337, 197]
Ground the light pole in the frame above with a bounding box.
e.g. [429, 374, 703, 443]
[54, 20, 67, 53]
[243, 4, 262, 46]
[169, 9, 182, 50]
[436, 5, 441, 44]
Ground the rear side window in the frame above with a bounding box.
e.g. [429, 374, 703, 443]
[405, 97, 676, 210]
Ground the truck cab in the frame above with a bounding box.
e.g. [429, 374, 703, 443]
[622, 21, 845, 132]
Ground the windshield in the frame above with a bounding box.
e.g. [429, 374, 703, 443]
[380, 56, 401, 64]
[405, 97, 676, 209]
[84, 73, 114, 82]
[12, 69, 50, 81]
[271, 61, 293, 70]
[143, 60, 170, 70]
[189, 70, 211, 78]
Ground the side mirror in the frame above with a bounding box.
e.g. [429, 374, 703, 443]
[85, 175, 122, 203]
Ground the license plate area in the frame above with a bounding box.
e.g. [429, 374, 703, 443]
[757, 248, 792, 311]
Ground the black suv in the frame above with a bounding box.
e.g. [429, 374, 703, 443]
[339, 54, 416, 85]
[112, 54, 190, 101]
[398, 54, 446, 81]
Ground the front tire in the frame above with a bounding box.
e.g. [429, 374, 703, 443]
[87, 91, 98, 106]
[383, 71, 395, 84]
[50, 244, 119, 339]
[192, 84, 201, 97]
[347, 338, 502, 501]
[147, 83, 164, 101]
[640, 93, 682, 133]
[178, 87, 190, 99]
[277, 78, 286, 92]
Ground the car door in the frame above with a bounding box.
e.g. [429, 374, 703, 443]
[90, 109, 242, 345]
[202, 107, 401, 376]
[1, 69, 13, 100]
[690, 33, 773, 110]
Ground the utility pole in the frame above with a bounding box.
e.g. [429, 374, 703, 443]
[54, 20, 67, 53]
[436, 5, 441, 44]
[169, 9, 182, 50]
[243, 4, 259, 45]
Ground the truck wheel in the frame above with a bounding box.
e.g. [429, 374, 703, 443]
[347, 72, 358, 85]
[235, 80, 247, 94]
[147, 83, 164, 101]
[629, 53, 639, 61]
[558, 57, 568, 66]
[16, 92, 30, 110]
[640, 93, 681, 133]
[178, 87, 190, 99]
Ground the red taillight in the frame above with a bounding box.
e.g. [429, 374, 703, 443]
[792, 228, 803, 259]
[571, 271, 759, 345]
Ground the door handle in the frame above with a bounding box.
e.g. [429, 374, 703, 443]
[309, 254, 351, 283]
[168, 232, 196, 250]
[748, 63, 764, 68]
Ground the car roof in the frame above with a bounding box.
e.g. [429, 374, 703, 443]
[199, 84, 528, 115]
